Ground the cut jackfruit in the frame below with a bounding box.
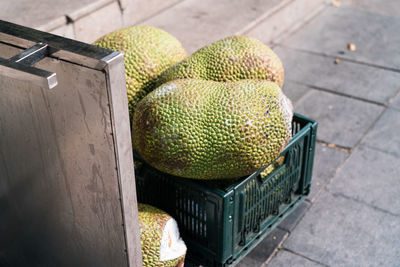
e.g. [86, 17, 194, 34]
[138, 203, 186, 266]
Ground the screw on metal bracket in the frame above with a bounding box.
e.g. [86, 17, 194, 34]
[0, 43, 57, 89]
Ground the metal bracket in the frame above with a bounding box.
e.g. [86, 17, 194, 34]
[0, 43, 57, 89]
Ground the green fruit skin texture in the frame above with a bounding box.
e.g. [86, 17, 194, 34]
[132, 79, 293, 180]
[138, 203, 185, 266]
[156, 35, 284, 88]
[94, 25, 186, 117]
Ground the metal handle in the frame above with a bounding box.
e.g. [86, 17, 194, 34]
[0, 43, 57, 89]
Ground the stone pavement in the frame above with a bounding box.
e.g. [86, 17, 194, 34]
[238, 1, 400, 266]
[0, 0, 182, 43]
[2, 0, 400, 266]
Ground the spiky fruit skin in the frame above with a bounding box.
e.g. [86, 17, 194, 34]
[132, 79, 293, 180]
[260, 155, 285, 179]
[156, 36, 284, 88]
[138, 204, 185, 266]
[93, 25, 186, 117]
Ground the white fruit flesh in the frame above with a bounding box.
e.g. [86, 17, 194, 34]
[160, 218, 187, 261]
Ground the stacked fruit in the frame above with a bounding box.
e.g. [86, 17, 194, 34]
[95, 25, 292, 266]
[95, 26, 291, 181]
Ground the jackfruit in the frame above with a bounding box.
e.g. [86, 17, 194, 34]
[94, 25, 186, 117]
[260, 155, 285, 179]
[156, 36, 284, 88]
[138, 203, 186, 266]
[132, 79, 293, 179]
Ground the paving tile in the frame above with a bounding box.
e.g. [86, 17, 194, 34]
[278, 201, 310, 232]
[121, 0, 181, 27]
[283, 191, 400, 266]
[340, 0, 400, 18]
[389, 91, 400, 111]
[36, 16, 67, 32]
[142, 0, 286, 53]
[74, 1, 123, 43]
[236, 228, 288, 267]
[328, 145, 400, 215]
[282, 81, 311, 104]
[361, 108, 400, 157]
[245, 0, 326, 44]
[267, 250, 324, 267]
[67, 0, 114, 21]
[274, 46, 400, 104]
[294, 90, 384, 148]
[50, 24, 75, 39]
[307, 144, 348, 202]
[281, 7, 400, 70]
[0, 0, 107, 29]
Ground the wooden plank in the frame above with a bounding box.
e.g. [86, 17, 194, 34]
[103, 52, 143, 266]
[0, 41, 141, 266]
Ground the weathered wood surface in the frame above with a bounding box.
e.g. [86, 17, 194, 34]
[0, 41, 141, 266]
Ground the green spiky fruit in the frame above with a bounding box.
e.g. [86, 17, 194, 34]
[156, 36, 284, 88]
[138, 203, 186, 266]
[93, 25, 186, 117]
[260, 155, 285, 179]
[132, 79, 293, 180]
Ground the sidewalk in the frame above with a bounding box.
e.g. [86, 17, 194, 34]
[237, 1, 400, 266]
[3, 0, 400, 265]
[0, 0, 181, 43]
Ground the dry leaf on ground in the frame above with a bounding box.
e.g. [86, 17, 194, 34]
[347, 43, 356, 51]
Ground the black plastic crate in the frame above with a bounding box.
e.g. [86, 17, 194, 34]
[135, 113, 317, 266]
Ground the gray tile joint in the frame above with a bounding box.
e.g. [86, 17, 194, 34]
[388, 88, 400, 111]
[271, 3, 330, 46]
[304, 198, 312, 204]
[327, 191, 400, 218]
[294, 86, 388, 152]
[346, 106, 387, 152]
[289, 80, 388, 107]
[361, 143, 400, 158]
[117, 0, 127, 11]
[261, 231, 290, 266]
[277, 44, 400, 74]
[133, 0, 185, 25]
[316, 123, 382, 203]
[236, 0, 302, 35]
[277, 203, 312, 233]
[292, 85, 314, 105]
[279, 247, 329, 266]
[66, 0, 116, 22]
[316, 140, 352, 152]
